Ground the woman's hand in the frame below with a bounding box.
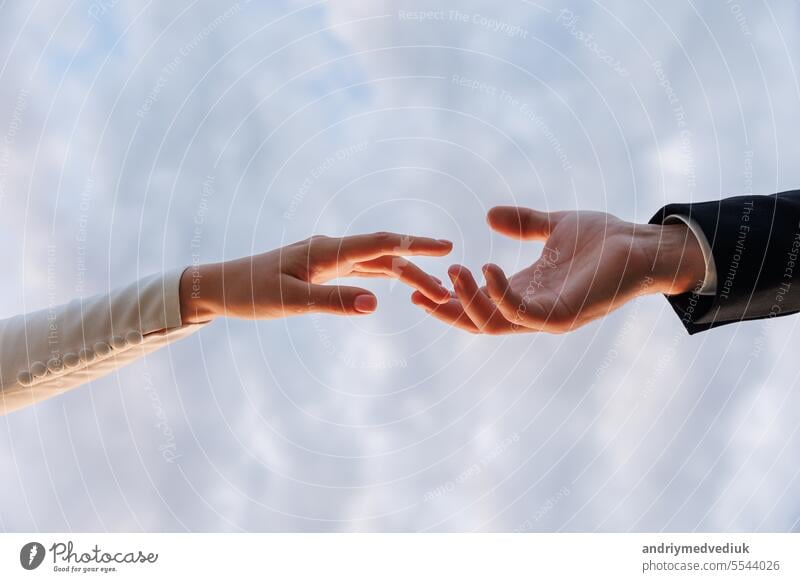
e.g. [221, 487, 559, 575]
[180, 232, 453, 323]
[411, 206, 706, 334]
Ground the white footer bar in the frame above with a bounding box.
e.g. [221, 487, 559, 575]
[1, 533, 797, 581]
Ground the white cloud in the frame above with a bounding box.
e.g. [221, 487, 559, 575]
[1, 0, 799, 532]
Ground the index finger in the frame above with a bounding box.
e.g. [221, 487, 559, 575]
[410, 291, 481, 334]
[483, 263, 549, 331]
[336, 232, 453, 261]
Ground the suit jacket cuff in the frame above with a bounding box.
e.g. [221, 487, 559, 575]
[650, 192, 800, 334]
[663, 214, 717, 295]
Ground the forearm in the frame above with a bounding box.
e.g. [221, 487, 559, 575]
[636, 222, 708, 296]
[179, 256, 270, 322]
[180, 262, 224, 324]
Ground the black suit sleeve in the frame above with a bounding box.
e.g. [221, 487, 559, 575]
[649, 190, 800, 334]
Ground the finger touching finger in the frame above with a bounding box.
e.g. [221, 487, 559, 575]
[355, 256, 451, 304]
[410, 291, 480, 334]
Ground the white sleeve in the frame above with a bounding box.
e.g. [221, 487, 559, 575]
[0, 267, 210, 415]
[663, 214, 717, 295]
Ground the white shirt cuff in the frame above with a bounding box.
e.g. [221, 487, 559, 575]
[663, 214, 717, 295]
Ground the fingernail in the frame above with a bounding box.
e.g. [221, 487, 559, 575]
[438, 239, 453, 246]
[354, 294, 377, 313]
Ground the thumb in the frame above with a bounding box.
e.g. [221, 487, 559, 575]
[487, 206, 557, 240]
[306, 284, 378, 315]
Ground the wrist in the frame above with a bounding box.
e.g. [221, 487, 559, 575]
[179, 263, 223, 324]
[637, 223, 707, 295]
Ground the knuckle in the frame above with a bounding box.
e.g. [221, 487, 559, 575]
[389, 257, 407, 271]
[376, 231, 395, 243]
[497, 305, 519, 323]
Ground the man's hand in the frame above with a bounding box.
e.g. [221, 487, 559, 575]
[411, 206, 707, 334]
[180, 232, 453, 323]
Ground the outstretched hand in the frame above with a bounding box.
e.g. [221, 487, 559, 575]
[181, 232, 453, 323]
[411, 206, 706, 334]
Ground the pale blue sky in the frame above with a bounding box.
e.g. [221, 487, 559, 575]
[1, 0, 799, 531]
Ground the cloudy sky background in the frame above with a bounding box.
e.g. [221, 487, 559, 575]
[2, 0, 800, 532]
